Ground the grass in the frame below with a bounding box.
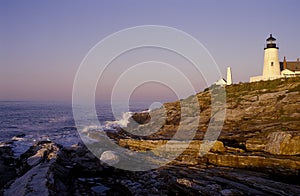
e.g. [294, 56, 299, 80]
[164, 77, 300, 112]
[226, 77, 300, 97]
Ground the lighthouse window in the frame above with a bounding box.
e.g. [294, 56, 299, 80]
[271, 62, 274, 66]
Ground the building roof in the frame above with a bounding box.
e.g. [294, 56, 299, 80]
[281, 69, 295, 75]
[215, 78, 227, 85]
[280, 60, 300, 72]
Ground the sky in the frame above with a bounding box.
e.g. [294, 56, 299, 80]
[1, 0, 300, 102]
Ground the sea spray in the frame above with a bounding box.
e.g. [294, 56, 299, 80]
[103, 109, 150, 131]
[104, 112, 134, 130]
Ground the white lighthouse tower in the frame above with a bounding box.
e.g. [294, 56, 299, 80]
[262, 34, 281, 80]
[226, 67, 232, 85]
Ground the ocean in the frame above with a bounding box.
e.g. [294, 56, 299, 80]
[0, 101, 153, 157]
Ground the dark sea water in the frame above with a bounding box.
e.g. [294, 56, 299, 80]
[0, 101, 154, 157]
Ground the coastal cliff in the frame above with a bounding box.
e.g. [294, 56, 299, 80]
[118, 77, 300, 176]
[1, 77, 300, 195]
[125, 77, 300, 141]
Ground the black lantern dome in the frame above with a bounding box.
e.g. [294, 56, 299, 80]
[265, 34, 278, 49]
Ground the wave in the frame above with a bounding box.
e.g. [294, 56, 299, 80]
[103, 112, 133, 130]
[103, 109, 150, 131]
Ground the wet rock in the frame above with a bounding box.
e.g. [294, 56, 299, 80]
[91, 185, 110, 194]
[131, 112, 151, 124]
[220, 189, 244, 196]
[0, 144, 16, 188]
[3, 140, 300, 195]
[4, 163, 51, 196]
[27, 147, 48, 166]
[3, 142, 60, 196]
[12, 133, 26, 141]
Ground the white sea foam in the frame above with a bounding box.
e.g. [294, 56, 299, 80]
[103, 109, 151, 131]
[1, 101, 152, 159]
[81, 125, 104, 133]
[103, 111, 133, 130]
[11, 136, 25, 141]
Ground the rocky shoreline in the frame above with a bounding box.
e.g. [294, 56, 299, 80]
[1, 140, 300, 196]
[1, 78, 300, 195]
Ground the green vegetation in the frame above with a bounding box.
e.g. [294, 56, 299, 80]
[226, 77, 300, 98]
[166, 77, 299, 112]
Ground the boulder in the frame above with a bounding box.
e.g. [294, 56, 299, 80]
[265, 132, 300, 155]
[3, 142, 60, 196]
[100, 150, 120, 165]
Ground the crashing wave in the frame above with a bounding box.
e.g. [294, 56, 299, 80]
[103, 109, 150, 131]
[103, 112, 133, 130]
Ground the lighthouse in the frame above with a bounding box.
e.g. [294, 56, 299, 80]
[250, 34, 300, 82]
[262, 34, 281, 79]
[226, 67, 232, 85]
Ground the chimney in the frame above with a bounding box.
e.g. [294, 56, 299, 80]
[283, 56, 287, 69]
[226, 67, 232, 85]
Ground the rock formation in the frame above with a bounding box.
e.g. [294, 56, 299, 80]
[1, 140, 300, 195]
[116, 77, 300, 190]
[1, 77, 300, 195]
